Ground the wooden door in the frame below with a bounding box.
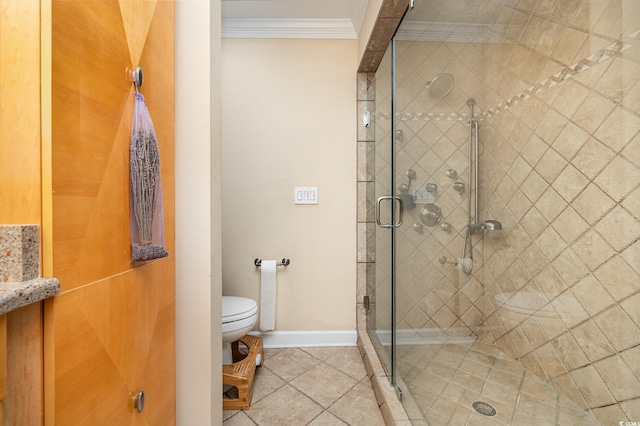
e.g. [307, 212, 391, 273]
[46, 260, 175, 425]
[43, 1, 175, 424]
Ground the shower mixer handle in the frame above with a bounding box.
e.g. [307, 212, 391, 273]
[453, 182, 465, 195]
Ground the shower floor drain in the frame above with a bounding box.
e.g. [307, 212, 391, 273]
[472, 401, 497, 417]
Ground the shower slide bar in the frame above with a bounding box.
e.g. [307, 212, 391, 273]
[461, 99, 479, 275]
[460, 99, 503, 275]
[254, 258, 291, 267]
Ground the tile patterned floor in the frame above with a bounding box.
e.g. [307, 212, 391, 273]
[223, 346, 386, 426]
[395, 340, 603, 425]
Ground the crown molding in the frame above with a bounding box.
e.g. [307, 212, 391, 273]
[222, 18, 358, 39]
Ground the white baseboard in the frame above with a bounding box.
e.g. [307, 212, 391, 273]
[248, 330, 357, 348]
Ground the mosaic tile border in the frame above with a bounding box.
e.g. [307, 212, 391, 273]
[376, 111, 469, 122]
[484, 37, 633, 120]
[377, 29, 637, 123]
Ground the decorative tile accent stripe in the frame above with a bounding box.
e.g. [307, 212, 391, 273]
[482, 37, 633, 121]
[403, 112, 469, 121]
[377, 29, 637, 123]
[377, 111, 473, 122]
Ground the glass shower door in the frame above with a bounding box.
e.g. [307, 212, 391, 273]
[367, 41, 395, 382]
[366, 21, 472, 398]
[391, 4, 484, 421]
[367, 3, 486, 413]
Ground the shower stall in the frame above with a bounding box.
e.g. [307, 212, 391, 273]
[364, 0, 640, 424]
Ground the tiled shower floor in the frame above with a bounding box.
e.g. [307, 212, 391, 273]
[396, 340, 601, 425]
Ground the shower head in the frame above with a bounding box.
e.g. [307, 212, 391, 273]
[426, 73, 454, 99]
[483, 220, 502, 231]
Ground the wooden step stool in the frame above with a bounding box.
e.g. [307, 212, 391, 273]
[222, 334, 264, 410]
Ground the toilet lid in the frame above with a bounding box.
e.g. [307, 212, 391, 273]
[222, 296, 258, 323]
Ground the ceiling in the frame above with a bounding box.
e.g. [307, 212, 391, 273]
[221, 0, 370, 39]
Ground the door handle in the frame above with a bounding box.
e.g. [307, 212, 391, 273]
[133, 390, 145, 414]
[375, 196, 403, 228]
[395, 196, 403, 227]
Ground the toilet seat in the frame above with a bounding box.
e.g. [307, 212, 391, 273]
[222, 296, 258, 330]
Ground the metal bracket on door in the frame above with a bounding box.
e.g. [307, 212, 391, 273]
[395, 386, 403, 402]
[375, 196, 403, 228]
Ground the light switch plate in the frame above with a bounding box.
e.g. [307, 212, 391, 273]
[294, 187, 318, 205]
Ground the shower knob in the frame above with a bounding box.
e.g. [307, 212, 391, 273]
[453, 182, 465, 195]
[420, 204, 442, 226]
[445, 169, 458, 179]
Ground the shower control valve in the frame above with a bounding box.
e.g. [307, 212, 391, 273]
[445, 169, 458, 179]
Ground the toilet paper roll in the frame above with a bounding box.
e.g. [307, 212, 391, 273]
[260, 260, 277, 331]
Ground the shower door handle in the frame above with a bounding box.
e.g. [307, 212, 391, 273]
[375, 196, 403, 228]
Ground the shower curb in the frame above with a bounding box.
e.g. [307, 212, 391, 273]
[357, 331, 414, 426]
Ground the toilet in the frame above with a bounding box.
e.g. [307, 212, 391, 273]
[222, 296, 258, 364]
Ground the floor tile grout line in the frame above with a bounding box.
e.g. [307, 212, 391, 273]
[508, 369, 526, 425]
[291, 349, 372, 422]
[287, 368, 362, 413]
[304, 409, 345, 426]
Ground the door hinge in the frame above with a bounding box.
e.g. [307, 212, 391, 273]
[363, 295, 370, 312]
[396, 386, 403, 402]
[410, 0, 414, 10]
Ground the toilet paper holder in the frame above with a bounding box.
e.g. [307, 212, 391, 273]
[254, 258, 291, 267]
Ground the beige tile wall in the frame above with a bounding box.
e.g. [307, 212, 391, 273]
[359, 0, 640, 422]
[479, 1, 640, 422]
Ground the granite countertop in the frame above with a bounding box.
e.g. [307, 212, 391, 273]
[0, 278, 60, 315]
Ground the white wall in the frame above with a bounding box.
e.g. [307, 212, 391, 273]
[175, 0, 222, 424]
[221, 38, 358, 333]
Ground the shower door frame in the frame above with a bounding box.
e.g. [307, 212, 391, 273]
[366, 37, 400, 387]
